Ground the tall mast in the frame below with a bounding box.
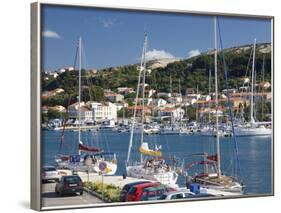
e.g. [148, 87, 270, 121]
[261, 55, 265, 121]
[126, 33, 146, 165]
[78, 36, 82, 155]
[178, 79, 181, 96]
[140, 33, 148, 163]
[170, 75, 172, 95]
[196, 84, 199, 123]
[214, 16, 221, 178]
[250, 38, 256, 124]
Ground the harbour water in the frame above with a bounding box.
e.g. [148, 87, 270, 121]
[42, 130, 272, 195]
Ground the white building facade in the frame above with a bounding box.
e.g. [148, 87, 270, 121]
[88, 101, 117, 122]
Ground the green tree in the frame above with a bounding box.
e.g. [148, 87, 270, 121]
[47, 109, 66, 120]
[185, 106, 196, 121]
[87, 85, 104, 102]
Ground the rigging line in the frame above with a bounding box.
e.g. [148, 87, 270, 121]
[217, 18, 241, 178]
[81, 39, 99, 150]
[58, 40, 80, 155]
[102, 130, 110, 153]
[58, 93, 74, 154]
[73, 40, 79, 70]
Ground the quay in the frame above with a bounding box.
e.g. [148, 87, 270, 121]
[58, 169, 242, 197]
[58, 169, 152, 188]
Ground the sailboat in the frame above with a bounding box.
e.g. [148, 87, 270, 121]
[55, 37, 117, 175]
[184, 17, 243, 193]
[234, 38, 272, 137]
[126, 33, 178, 186]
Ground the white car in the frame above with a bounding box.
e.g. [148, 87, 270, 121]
[159, 189, 215, 200]
[42, 166, 60, 183]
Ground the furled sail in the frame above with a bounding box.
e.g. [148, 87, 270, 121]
[139, 142, 162, 157]
[206, 154, 218, 162]
[79, 143, 101, 152]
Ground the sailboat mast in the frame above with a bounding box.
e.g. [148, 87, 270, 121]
[78, 36, 82, 155]
[140, 33, 148, 163]
[250, 38, 256, 124]
[196, 85, 199, 123]
[126, 33, 146, 165]
[214, 16, 221, 178]
[261, 55, 265, 121]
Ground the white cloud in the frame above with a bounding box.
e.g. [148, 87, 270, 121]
[101, 20, 113, 28]
[145, 49, 175, 61]
[187, 49, 200, 58]
[42, 29, 61, 39]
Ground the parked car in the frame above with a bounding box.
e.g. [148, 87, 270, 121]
[120, 181, 151, 202]
[159, 189, 215, 200]
[141, 185, 176, 201]
[126, 182, 161, 201]
[55, 175, 83, 196]
[42, 166, 60, 183]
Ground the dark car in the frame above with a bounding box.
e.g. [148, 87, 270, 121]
[55, 175, 83, 196]
[120, 181, 151, 202]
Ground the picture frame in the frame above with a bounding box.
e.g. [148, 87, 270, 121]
[31, 1, 274, 211]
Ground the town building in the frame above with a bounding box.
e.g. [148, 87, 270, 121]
[157, 92, 172, 98]
[68, 102, 93, 122]
[88, 101, 117, 122]
[157, 107, 185, 120]
[126, 106, 151, 117]
[42, 88, 64, 99]
[48, 105, 66, 113]
[150, 98, 167, 107]
[117, 87, 135, 94]
[104, 91, 124, 102]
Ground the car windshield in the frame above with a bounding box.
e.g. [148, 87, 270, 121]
[123, 185, 130, 192]
[63, 176, 81, 183]
[44, 167, 56, 172]
[128, 187, 137, 195]
[171, 193, 183, 199]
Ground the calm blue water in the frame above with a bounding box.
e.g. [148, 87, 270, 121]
[42, 130, 272, 195]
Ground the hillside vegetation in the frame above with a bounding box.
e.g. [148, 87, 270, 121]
[42, 43, 271, 108]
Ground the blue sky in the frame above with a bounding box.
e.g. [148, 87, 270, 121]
[42, 5, 271, 71]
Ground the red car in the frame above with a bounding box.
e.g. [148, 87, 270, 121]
[126, 182, 161, 201]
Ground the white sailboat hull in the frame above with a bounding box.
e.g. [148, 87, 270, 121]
[160, 128, 180, 135]
[234, 126, 272, 137]
[126, 165, 178, 186]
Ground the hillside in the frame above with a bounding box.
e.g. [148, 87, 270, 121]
[42, 42, 271, 107]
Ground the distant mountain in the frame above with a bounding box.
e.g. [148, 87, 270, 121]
[146, 58, 180, 70]
[202, 42, 271, 56]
